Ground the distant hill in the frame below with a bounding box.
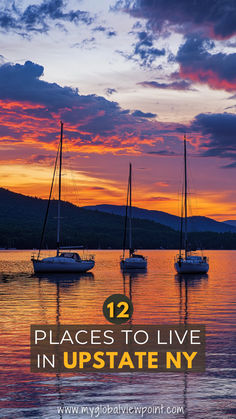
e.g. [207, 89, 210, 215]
[84, 204, 236, 233]
[223, 220, 236, 227]
[0, 188, 236, 250]
[0, 188, 176, 249]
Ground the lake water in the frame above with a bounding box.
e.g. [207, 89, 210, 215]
[0, 250, 236, 418]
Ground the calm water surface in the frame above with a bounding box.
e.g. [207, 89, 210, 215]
[0, 250, 236, 418]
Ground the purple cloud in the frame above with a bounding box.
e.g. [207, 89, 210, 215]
[176, 36, 236, 91]
[114, 0, 236, 40]
[132, 110, 157, 118]
[191, 112, 236, 160]
[119, 30, 165, 68]
[138, 80, 195, 91]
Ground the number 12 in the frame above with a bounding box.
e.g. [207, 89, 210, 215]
[107, 301, 129, 318]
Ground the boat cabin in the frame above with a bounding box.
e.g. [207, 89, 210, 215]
[187, 255, 202, 261]
[59, 252, 81, 261]
[132, 254, 145, 259]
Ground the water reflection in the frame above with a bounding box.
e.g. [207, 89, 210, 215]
[175, 273, 208, 289]
[122, 270, 147, 299]
[54, 280, 63, 419]
[121, 270, 147, 384]
[35, 272, 94, 287]
[175, 274, 208, 324]
[38, 273, 97, 418]
[174, 273, 208, 419]
[0, 250, 236, 418]
[122, 270, 147, 326]
[35, 273, 94, 327]
[0, 271, 32, 282]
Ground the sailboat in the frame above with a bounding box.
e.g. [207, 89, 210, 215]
[32, 122, 95, 273]
[120, 163, 147, 270]
[174, 135, 209, 274]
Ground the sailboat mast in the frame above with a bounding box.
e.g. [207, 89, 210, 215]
[184, 134, 188, 259]
[179, 185, 184, 258]
[129, 163, 132, 257]
[56, 121, 63, 256]
[122, 181, 129, 259]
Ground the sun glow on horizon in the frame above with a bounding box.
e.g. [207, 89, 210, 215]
[1, 161, 235, 222]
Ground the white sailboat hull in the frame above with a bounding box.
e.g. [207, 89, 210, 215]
[175, 261, 209, 274]
[32, 257, 95, 273]
[120, 257, 147, 270]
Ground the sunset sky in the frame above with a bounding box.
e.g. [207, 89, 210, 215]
[1, 0, 236, 220]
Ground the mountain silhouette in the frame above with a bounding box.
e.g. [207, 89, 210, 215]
[84, 204, 236, 233]
[0, 188, 235, 250]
